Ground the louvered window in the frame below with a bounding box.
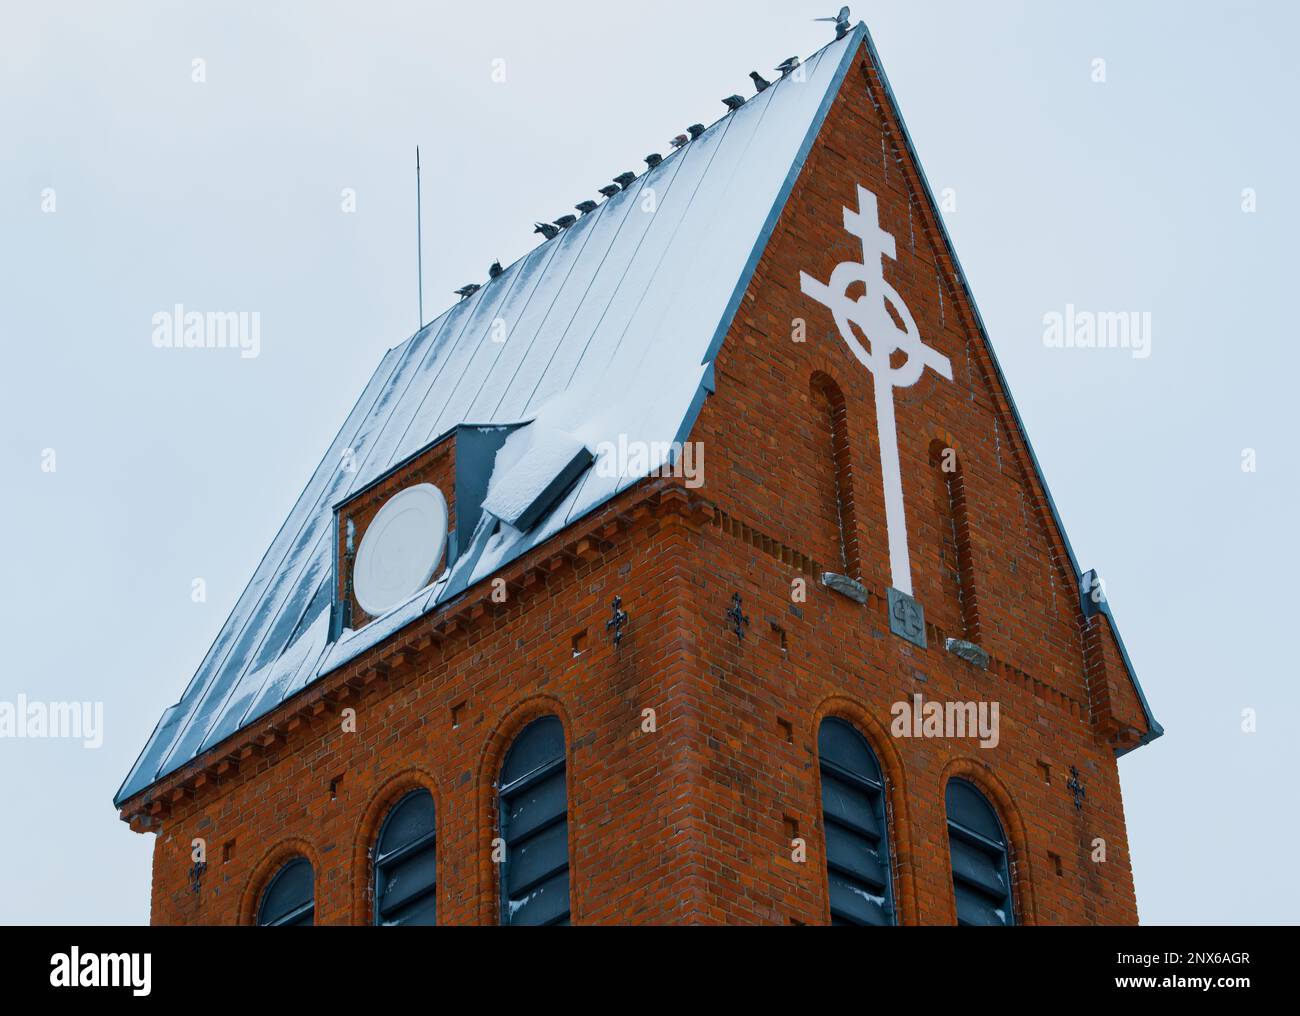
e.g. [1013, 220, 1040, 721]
[946, 779, 1014, 926]
[818, 718, 895, 925]
[498, 716, 570, 925]
[258, 857, 314, 926]
[374, 789, 437, 926]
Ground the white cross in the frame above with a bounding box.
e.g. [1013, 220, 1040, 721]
[800, 185, 952, 596]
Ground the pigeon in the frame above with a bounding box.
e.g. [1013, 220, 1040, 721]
[687, 123, 707, 139]
[722, 94, 746, 111]
[454, 284, 480, 299]
[670, 133, 690, 150]
[749, 71, 771, 93]
[553, 214, 577, 229]
[575, 200, 598, 215]
[815, 6, 851, 39]
[534, 222, 560, 240]
[613, 171, 637, 189]
[598, 184, 620, 198]
[776, 56, 801, 77]
[488, 260, 503, 279]
[645, 153, 663, 168]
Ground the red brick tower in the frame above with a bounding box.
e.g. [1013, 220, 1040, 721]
[117, 22, 1159, 926]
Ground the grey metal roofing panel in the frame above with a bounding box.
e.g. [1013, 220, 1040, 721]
[115, 340, 406, 801]
[115, 27, 865, 807]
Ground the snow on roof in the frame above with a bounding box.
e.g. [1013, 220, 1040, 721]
[115, 27, 865, 806]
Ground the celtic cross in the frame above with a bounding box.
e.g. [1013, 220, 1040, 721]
[800, 185, 952, 596]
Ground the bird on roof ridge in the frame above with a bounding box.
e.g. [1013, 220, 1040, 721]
[815, 6, 851, 39]
[454, 284, 480, 300]
[498, 48, 819, 279]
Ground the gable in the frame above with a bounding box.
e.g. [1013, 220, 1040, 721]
[691, 27, 1160, 752]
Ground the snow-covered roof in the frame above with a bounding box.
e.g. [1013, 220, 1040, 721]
[115, 27, 865, 806]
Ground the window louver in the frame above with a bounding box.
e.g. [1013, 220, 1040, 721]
[818, 718, 895, 926]
[374, 788, 437, 926]
[498, 716, 570, 926]
[945, 779, 1014, 926]
[258, 857, 314, 926]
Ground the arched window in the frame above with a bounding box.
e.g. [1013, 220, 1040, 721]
[258, 857, 314, 926]
[928, 440, 980, 640]
[498, 716, 570, 926]
[945, 779, 1014, 926]
[818, 718, 895, 925]
[810, 374, 859, 577]
[373, 788, 437, 926]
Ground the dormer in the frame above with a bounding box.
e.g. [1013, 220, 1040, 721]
[331, 423, 523, 633]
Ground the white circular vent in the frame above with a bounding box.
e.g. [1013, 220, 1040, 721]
[353, 483, 448, 616]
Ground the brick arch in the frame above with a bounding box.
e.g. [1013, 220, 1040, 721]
[474, 693, 576, 925]
[804, 354, 850, 391]
[938, 757, 1037, 926]
[349, 766, 442, 925]
[809, 369, 848, 412]
[810, 693, 918, 925]
[239, 836, 323, 926]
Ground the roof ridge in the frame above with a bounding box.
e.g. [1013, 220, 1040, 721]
[406, 28, 865, 344]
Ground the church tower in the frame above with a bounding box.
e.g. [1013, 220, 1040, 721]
[116, 21, 1159, 926]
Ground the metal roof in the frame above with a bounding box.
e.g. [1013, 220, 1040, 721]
[115, 27, 866, 806]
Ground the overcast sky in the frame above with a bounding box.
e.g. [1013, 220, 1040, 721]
[1, 0, 1296, 924]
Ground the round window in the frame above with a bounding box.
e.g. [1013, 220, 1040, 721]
[353, 483, 448, 616]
